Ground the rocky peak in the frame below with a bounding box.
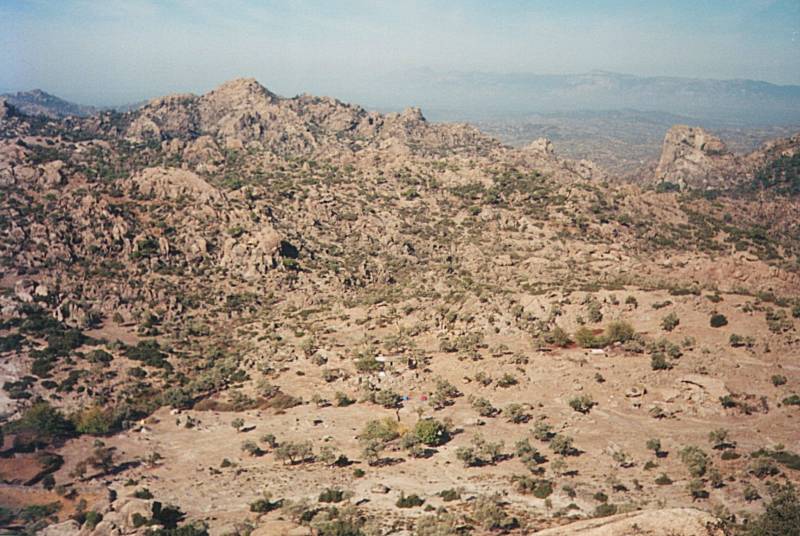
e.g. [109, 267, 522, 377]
[665, 125, 729, 156]
[654, 125, 738, 189]
[524, 137, 555, 156]
[398, 106, 425, 123]
[201, 77, 278, 108]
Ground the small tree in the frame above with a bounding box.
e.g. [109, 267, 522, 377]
[709, 314, 728, 328]
[708, 428, 734, 450]
[414, 419, 450, 447]
[679, 446, 709, 477]
[241, 440, 263, 457]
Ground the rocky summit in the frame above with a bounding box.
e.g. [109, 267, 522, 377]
[0, 78, 799, 536]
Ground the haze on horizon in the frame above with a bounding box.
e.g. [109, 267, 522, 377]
[2, 0, 799, 109]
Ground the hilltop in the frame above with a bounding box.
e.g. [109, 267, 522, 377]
[0, 78, 799, 536]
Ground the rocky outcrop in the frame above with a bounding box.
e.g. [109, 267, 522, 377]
[654, 126, 739, 189]
[534, 508, 725, 535]
[131, 167, 222, 202]
[654, 126, 800, 190]
[0, 98, 10, 120]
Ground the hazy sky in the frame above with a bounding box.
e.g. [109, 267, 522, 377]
[2, 0, 799, 105]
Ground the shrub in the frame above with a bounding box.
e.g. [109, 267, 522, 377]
[496, 373, 518, 388]
[471, 494, 518, 531]
[334, 391, 354, 406]
[471, 397, 498, 417]
[771, 375, 787, 387]
[549, 435, 576, 456]
[360, 418, 400, 443]
[605, 321, 635, 343]
[594, 503, 617, 517]
[568, 394, 596, 414]
[124, 340, 171, 369]
[456, 446, 478, 467]
[586, 300, 603, 323]
[472, 434, 505, 464]
[655, 473, 672, 485]
[512, 475, 552, 498]
[6, 402, 75, 448]
[547, 326, 571, 347]
[438, 488, 461, 502]
[249, 496, 280, 513]
[574, 327, 602, 348]
[134, 488, 154, 499]
[533, 422, 554, 441]
[744, 484, 761, 503]
[73, 406, 116, 435]
[87, 349, 113, 365]
[396, 493, 424, 508]
[750, 458, 780, 479]
[687, 478, 708, 500]
[318, 488, 345, 503]
[503, 403, 530, 423]
[515, 438, 546, 469]
[373, 388, 402, 409]
[83, 511, 102, 530]
[646, 438, 662, 456]
[661, 312, 680, 332]
[782, 394, 800, 406]
[651, 353, 673, 371]
[709, 314, 728, 328]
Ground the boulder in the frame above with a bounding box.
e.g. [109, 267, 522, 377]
[131, 167, 221, 202]
[38, 520, 81, 536]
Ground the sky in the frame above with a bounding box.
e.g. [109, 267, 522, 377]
[1, 0, 799, 106]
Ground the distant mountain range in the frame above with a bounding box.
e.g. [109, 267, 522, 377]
[0, 89, 98, 118]
[361, 69, 800, 125]
[5, 70, 800, 126]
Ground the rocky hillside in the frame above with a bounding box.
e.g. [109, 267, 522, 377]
[1, 79, 799, 535]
